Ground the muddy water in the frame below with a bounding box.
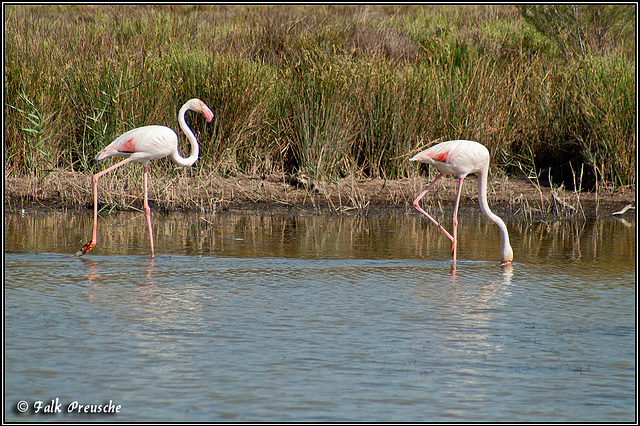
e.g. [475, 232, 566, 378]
[4, 210, 636, 422]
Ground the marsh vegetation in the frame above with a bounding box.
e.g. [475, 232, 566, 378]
[4, 5, 635, 215]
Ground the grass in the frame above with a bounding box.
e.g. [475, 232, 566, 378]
[4, 5, 635, 209]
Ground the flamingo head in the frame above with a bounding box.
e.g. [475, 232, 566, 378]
[500, 244, 514, 266]
[187, 98, 214, 122]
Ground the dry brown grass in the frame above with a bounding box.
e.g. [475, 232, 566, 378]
[4, 169, 635, 221]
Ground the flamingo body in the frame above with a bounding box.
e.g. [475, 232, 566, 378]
[410, 140, 513, 266]
[410, 139, 489, 178]
[96, 125, 179, 164]
[76, 98, 213, 257]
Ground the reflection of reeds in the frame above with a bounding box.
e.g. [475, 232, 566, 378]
[5, 211, 635, 266]
[511, 218, 636, 264]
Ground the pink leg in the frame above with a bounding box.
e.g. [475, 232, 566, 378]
[142, 165, 155, 257]
[76, 158, 133, 256]
[451, 177, 464, 267]
[412, 173, 455, 243]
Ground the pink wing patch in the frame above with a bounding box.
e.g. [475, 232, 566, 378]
[117, 138, 136, 153]
[429, 151, 449, 163]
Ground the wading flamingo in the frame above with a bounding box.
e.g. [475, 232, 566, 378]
[410, 139, 513, 267]
[76, 98, 214, 257]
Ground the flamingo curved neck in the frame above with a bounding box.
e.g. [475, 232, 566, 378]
[170, 103, 200, 167]
[477, 169, 513, 263]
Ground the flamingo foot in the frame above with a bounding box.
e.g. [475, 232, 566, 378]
[76, 240, 96, 257]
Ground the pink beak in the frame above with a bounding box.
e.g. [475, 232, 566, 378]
[202, 103, 214, 122]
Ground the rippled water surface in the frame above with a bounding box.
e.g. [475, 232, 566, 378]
[4, 210, 636, 422]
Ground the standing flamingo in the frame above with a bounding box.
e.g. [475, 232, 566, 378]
[76, 98, 214, 257]
[410, 139, 513, 266]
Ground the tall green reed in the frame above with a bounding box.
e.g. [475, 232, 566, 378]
[4, 5, 635, 190]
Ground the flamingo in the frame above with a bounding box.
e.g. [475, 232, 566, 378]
[410, 139, 513, 266]
[76, 98, 214, 257]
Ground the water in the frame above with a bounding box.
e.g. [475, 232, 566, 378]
[4, 210, 636, 422]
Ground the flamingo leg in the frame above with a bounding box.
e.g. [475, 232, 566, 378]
[451, 177, 464, 267]
[412, 173, 455, 243]
[76, 158, 133, 256]
[142, 165, 155, 257]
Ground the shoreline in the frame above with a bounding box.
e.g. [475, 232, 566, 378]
[4, 170, 636, 220]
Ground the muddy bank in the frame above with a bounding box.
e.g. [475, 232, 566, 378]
[4, 170, 636, 220]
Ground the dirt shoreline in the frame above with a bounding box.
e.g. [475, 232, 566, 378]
[4, 170, 636, 220]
